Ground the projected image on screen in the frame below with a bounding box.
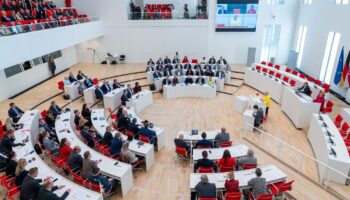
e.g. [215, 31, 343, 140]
[216, 0, 259, 32]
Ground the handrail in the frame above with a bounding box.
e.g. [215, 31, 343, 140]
[244, 123, 350, 179]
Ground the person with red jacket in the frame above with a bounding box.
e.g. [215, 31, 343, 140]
[216, 149, 236, 172]
[182, 56, 189, 63]
[59, 138, 72, 162]
[313, 90, 326, 112]
[133, 82, 142, 94]
[225, 171, 239, 192]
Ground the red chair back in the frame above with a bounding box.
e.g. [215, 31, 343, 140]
[267, 63, 273, 67]
[276, 73, 281, 79]
[315, 80, 322, 86]
[256, 66, 262, 71]
[256, 194, 273, 200]
[268, 70, 274, 76]
[324, 101, 334, 113]
[140, 134, 150, 143]
[176, 146, 188, 157]
[198, 145, 211, 149]
[93, 78, 98, 85]
[225, 192, 242, 200]
[58, 81, 64, 90]
[262, 68, 268, 73]
[192, 59, 198, 64]
[275, 65, 280, 70]
[243, 163, 258, 170]
[220, 141, 232, 147]
[292, 70, 298, 76]
[282, 76, 289, 82]
[334, 114, 343, 124]
[198, 167, 214, 173]
[299, 73, 306, 79]
[341, 122, 349, 132]
[219, 166, 233, 172]
[290, 80, 296, 87]
[278, 180, 295, 193]
[91, 183, 101, 192]
[261, 61, 267, 65]
[307, 76, 314, 82]
[323, 83, 330, 93]
[285, 68, 291, 73]
[40, 109, 47, 119]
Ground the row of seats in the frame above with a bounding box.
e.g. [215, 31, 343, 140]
[333, 114, 350, 156]
[260, 61, 330, 92]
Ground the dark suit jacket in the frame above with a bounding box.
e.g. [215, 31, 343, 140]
[110, 138, 123, 156]
[194, 158, 217, 172]
[84, 79, 94, 88]
[209, 58, 216, 64]
[20, 175, 42, 200]
[101, 84, 111, 94]
[77, 73, 85, 80]
[8, 106, 24, 123]
[185, 78, 193, 84]
[45, 115, 55, 128]
[113, 82, 123, 89]
[195, 182, 217, 198]
[153, 72, 162, 79]
[49, 105, 61, 117]
[117, 115, 130, 130]
[67, 151, 83, 172]
[164, 58, 171, 64]
[298, 85, 311, 96]
[127, 123, 139, 138]
[95, 87, 104, 99]
[103, 131, 113, 146]
[36, 187, 69, 200]
[172, 78, 179, 85]
[74, 115, 81, 127]
[5, 159, 17, 177]
[121, 94, 129, 105]
[195, 139, 213, 148]
[68, 75, 77, 83]
[196, 78, 205, 85]
[140, 127, 156, 144]
[162, 79, 172, 86]
[174, 138, 190, 152]
[80, 130, 95, 148]
[0, 136, 22, 155]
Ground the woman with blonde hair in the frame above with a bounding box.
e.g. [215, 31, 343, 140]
[15, 158, 28, 186]
[225, 171, 239, 193]
[121, 142, 138, 164]
[261, 91, 271, 117]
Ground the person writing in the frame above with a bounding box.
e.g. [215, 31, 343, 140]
[260, 91, 271, 117]
[298, 82, 312, 96]
[313, 90, 326, 112]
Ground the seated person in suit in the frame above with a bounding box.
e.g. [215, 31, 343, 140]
[103, 126, 113, 147]
[68, 72, 77, 83]
[208, 56, 216, 64]
[126, 84, 133, 98]
[184, 63, 192, 70]
[74, 110, 81, 127]
[42, 131, 59, 156]
[174, 133, 190, 153]
[195, 132, 213, 148]
[217, 56, 228, 65]
[196, 76, 205, 85]
[194, 150, 217, 172]
[174, 68, 184, 76]
[156, 57, 163, 65]
[5, 151, 17, 177]
[146, 64, 155, 72]
[140, 121, 156, 144]
[214, 127, 230, 147]
[77, 70, 86, 80]
[80, 126, 96, 148]
[90, 167, 116, 195]
[185, 68, 194, 76]
[95, 85, 104, 100]
[110, 132, 124, 157]
[127, 118, 140, 139]
[153, 70, 162, 79]
[164, 63, 173, 71]
[163, 69, 172, 77]
[121, 89, 129, 106]
[174, 63, 183, 70]
[253, 105, 264, 130]
[112, 78, 123, 89]
[36, 178, 71, 200]
[67, 146, 83, 173]
[156, 64, 164, 71]
[147, 58, 155, 65]
[195, 174, 216, 199]
[117, 109, 130, 130]
[248, 168, 269, 198]
[162, 76, 172, 86]
[8, 102, 24, 123]
[237, 149, 257, 170]
[216, 149, 236, 171]
[0, 130, 25, 155]
[101, 80, 112, 94]
[20, 167, 49, 200]
[204, 68, 214, 77]
[63, 77, 71, 86]
[216, 68, 226, 79]
[298, 82, 312, 96]
[84, 77, 94, 88]
[172, 75, 179, 85]
[49, 101, 62, 117]
[184, 76, 194, 84]
[195, 68, 204, 76]
[164, 56, 171, 64]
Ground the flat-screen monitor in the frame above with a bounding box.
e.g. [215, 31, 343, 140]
[216, 0, 259, 32]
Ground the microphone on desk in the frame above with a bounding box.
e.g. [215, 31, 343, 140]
[329, 148, 337, 157]
[326, 130, 334, 137]
[318, 114, 324, 121]
[322, 122, 328, 128]
[328, 137, 336, 146]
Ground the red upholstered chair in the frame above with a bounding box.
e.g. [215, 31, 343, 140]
[323, 83, 330, 93]
[58, 81, 64, 91]
[108, 108, 117, 120]
[289, 80, 296, 87]
[249, 193, 273, 200]
[175, 146, 189, 158]
[275, 65, 280, 70]
[268, 70, 275, 76]
[220, 141, 232, 147]
[219, 166, 234, 172]
[276, 73, 281, 79]
[40, 109, 47, 119]
[334, 114, 343, 128]
[292, 70, 298, 76]
[268, 180, 294, 197]
[261, 61, 267, 65]
[315, 80, 322, 86]
[285, 68, 291, 73]
[267, 63, 273, 67]
[339, 122, 349, 137]
[91, 183, 101, 192]
[198, 198, 217, 200]
[344, 134, 350, 146]
[307, 76, 314, 82]
[92, 78, 98, 85]
[191, 59, 198, 64]
[225, 192, 242, 200]
[140, 134, 150, 144]
[282, 76, 289, 83]
[243, 163, 258, 170]
[198, 145, 212, 149]
[299, 73, 306, 79]
[323, 101, 334, 113]
[256, 65, 262, 71]
[262, 68, 268, 73]
[198, 167, 214, 173]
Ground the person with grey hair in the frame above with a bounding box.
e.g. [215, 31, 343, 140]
[174, 133, 191, 153]
[194, 174, 216, 198]
[67, 146, 83, 173]
[237, 149, 257, 170]
[247, 168, 268, 198]
[121, 142, 138, 164]
[214, 127, 230, 148]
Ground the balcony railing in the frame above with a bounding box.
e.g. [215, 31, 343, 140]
[129, 11, 208, 20]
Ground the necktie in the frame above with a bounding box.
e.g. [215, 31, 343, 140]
[14, 108, 20, 116]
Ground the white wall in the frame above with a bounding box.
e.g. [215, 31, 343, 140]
[0, 46, 78, 102]
[293, 0, 350, 98]
[0, 21, 104, 70]
[72, 0, 300, 64]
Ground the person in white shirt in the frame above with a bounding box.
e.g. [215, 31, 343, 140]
[63, 77, 71, 86]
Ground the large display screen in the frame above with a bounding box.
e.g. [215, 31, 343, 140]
[216, 0, 259, 32]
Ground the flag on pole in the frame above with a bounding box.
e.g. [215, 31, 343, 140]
[334, 47, 344, 85]
[340, 50, 350, 87]
[345, 50, 350, 87]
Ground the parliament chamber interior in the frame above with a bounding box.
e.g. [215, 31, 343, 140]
[1, 0, 350, 199]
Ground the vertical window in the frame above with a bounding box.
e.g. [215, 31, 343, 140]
[296, 26, 308, 68]
[261, 25, 281, 62]
[267, 0, 285, 5]
[304, 0, 312, 4]
[334, 0, 349, 4]
[320, 32, 341, 84]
